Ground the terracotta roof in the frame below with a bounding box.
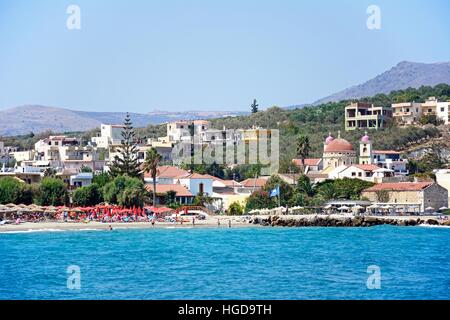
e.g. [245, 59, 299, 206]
[292, 158, 322, 166]
[181, 173, 212, 179]
[202, 174, 242, 187]
[353, 164, 381, 171]
[151, 165, 189, 179]
[241, 178, 268, 188]
[145, 184, 193, 197]
[324, 138, 355, 153]
[373, 150, 401, 155]
[363, 182, 433, 192]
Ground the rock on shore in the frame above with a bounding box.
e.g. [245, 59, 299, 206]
[250, 215, 448, 228]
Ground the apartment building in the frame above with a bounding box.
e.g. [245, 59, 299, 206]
[345, 102, 392, 131]
[91, 124, 125, 148]
[165, 120, 211, 142]
[392, 97, 450, 125]
[421, 97, 449, 125]
[392, 102, 422, 125]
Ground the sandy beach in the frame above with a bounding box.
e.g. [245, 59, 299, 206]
[1, 214, 448, 233]
[0, 215, 254, 232]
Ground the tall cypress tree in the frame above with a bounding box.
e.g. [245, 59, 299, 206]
[251, 99, 259, 114]
[109, 113, 141, 178]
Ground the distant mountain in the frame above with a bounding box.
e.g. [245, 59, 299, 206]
[313, 61, 450, 105]
[0, 105, 246, 136]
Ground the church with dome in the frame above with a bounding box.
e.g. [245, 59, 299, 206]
[292, 131, 409, 183]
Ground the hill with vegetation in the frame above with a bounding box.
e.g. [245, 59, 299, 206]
[209, 84, 450, 172]
[3, 84, 450, 177]
[314, 61, 450, 104]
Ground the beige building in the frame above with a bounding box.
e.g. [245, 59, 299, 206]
[434, 169, 450, 203]
[392, 97, 450, 125]
[392, 102, 422, 125]
[362, 182, 448, 213]
[345, 102, 392, 131]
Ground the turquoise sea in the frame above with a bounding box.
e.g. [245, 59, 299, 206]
[0, 225, 449, 300]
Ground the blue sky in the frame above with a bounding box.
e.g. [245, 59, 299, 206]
[0, 0, 449, 112]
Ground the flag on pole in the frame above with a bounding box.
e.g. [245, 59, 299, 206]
[269, 186, 280, 198]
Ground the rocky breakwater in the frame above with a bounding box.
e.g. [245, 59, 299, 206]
[250, 215, 450, 227]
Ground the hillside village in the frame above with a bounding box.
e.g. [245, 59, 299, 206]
[1, 86, 450, 219]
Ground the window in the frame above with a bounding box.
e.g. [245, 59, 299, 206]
[358, 172, 362, 177]
[441, 107, 445, 112]
[199, 183, 204, 194]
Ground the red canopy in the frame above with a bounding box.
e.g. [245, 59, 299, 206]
[147, 206, 173, 214]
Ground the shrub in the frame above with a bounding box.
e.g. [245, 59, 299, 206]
[36, 177, 68, 206]
[227, 201, 244, 215]
[103, 176, 148, 207]
[72, 183, 103, 206]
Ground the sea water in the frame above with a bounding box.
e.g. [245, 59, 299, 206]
[0, 225, 449, 300]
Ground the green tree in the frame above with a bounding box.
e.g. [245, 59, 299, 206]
[296, 175, 315, 197]
[80, 165, 93, 173]
[295, 135, 311, 173]
[72, 183, 103, 206]
[142, 147, 162, 206]
[245, 190, 276, 212]
[0, 177, 34, 204]
[37, 177, 68, 206]
[103, 176, 148, 208]
[251, 99, 259, 114]
[164, 190, 179, 208]
[43, 168, 57, 178]
[92, 172, 112, 188]
[263, 175, 293, 206]
[109, 113, 141, 178]
[227, 201, 244, 215]
[315, 178, 374, 201]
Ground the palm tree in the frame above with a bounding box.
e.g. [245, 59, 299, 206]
[296, 135, 311, 174]
[142, 147, 162, 206]
[318, 183, 338, 201]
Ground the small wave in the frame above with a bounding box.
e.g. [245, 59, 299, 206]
[419, 224, 450, 229]
[1, 228, 66, 234]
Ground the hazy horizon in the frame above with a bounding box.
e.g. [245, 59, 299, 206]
[1, 0, 450, 112]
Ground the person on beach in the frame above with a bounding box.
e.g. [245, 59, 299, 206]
[217, 219, 220, 227]
[151, 219, 155, 227]
[192, 216, 195, 226]
[108, 225, 113, 231]
[228, 219, 231, 228]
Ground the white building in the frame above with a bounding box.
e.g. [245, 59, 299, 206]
[70, 172, 93, 188]
[34, 135, 103, 173]
[165, 120, 210, 142]
[393, 97, 450, 125]
[91, 124, 125, 148]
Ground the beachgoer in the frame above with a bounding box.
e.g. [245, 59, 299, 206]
[228, 219, 231, 228]
[192, 216, 195, 226]
[217, 219, 220, 227]
[151, 220, 155, 227]
[109, 225, 113, 231]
